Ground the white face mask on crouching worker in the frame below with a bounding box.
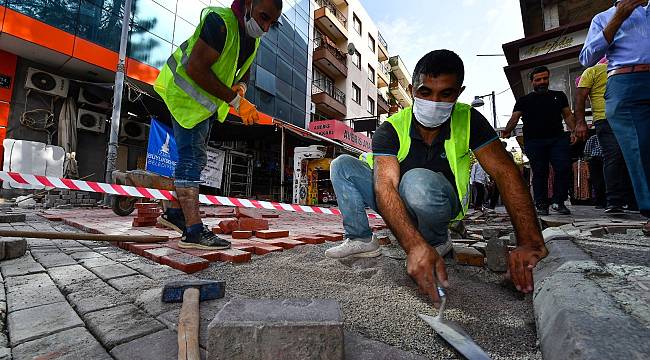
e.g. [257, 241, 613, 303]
[413, 97, 455, 128]
[245, 3, 265, 38]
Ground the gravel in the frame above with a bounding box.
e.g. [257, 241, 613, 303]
[196, 243, 541, 359]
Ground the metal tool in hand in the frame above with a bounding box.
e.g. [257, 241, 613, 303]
[418, 287, 492, 360]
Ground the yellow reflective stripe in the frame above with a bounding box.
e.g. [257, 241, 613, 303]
[166, 55, 218, 113]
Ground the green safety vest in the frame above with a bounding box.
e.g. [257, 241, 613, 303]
[361, 104, 473, 221]
[154, 7, 260, 129]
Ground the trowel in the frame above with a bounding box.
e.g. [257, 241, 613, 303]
[418, 288, 492, 360]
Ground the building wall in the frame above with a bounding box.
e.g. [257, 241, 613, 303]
[342, 0, 378, 121]
[520, 0, 612, 36]
[1, 0, 312, 128]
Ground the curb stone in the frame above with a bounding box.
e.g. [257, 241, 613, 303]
[534, 228, 650, 359]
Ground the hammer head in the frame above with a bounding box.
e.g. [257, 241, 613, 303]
[161, 280, 226, 303]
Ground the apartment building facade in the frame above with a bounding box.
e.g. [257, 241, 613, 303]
[309, 0, 411, 133]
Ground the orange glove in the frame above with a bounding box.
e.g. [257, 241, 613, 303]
[232, 82, 247, 97]
[238, 97, 259, 125]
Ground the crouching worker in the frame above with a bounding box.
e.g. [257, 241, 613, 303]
[325, 50, 548, 306]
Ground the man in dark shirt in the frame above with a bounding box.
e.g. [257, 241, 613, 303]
[327, 50, 548, 307]
[502, 66, 578, 216]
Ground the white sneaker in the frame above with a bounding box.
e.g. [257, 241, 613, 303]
[325, 236, 381, 259]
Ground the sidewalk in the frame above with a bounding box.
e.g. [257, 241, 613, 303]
[533, 212, 650, 360]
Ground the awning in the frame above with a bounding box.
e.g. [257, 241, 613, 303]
[226, 107, 363, 155]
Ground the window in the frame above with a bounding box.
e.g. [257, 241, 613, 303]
[368, 65, 375, 84]
[353, 13, 362, 35]
[367, 97, 375, 115]
[352, 50, 361, 69]
[368, 34, 375, 53]
[352, 83, 361, 104]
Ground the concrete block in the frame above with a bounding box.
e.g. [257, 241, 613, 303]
[110, 329, 179, 360]
[1, 237, 27, 260]
[67, 284, 129, 316]
[486, 238, 508, 272]
[0, 212, 26, 223]
[1, 253, 45, 278]
[344, 331, 427, 360]
[481, 228, 501, 240]
[123, 259, 185, 280]
[8, 302, 84, 346]
[83, 303, 166, 349]
[107, 274, 159, 294]
[31, 251, 77, 268]
[77, 256, 117, 269]
[11, 326, 111, 360]
[89, 263, 139, 281]
[47, 264, 100, 292]
[208, 299, 344, 360]
[6, 273, 66, 312]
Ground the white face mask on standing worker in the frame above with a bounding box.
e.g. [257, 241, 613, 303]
[413, 97, 455, 128]
[245, 2, 265, 38]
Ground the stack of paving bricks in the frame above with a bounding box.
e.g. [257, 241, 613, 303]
[132, 203, 161, 227]
[44, 189, 96, 208]
[450, 227, 517, 268]
[40, 206, 355, 273]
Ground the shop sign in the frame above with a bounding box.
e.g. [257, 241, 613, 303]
[308, 120, 372, 152]
[519, 29, 588, 60]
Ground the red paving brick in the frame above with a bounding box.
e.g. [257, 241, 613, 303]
[229, 240, 257, 253]
[135, 203, 159, 210]
[238, 218, 269, 231]
[232, 230, 253, 239]
[235, 207, 262, 219]
[255, 230, 290, 239]
[293, 236, 326, 244]
[315, 234, 344, 242]
[218, 219, 240, 234]
[212, 227, 224, 234]
[144, 247, 182, 262]
[215, 249, 251, 263]
[127, 243, 162, 256]
[254, 238, 305, 249]
[160, 253, 209, 273]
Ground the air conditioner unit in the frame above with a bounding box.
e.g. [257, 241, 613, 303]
[78, 88, 111, 109]
[120, 119, 149, 141]
[77, 109, 107, 134]
[25, 67, 69, 97]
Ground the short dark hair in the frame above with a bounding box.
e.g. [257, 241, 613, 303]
[529, 66, 550, 81]
[253, 0, 283, 11]
[412, 50, 465, 87]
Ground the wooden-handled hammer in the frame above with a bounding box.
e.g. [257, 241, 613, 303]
[162, 280, 226, 360]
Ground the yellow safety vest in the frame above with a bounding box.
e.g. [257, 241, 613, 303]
[361, 104, 473, 221]
[154, 7, 260, 129]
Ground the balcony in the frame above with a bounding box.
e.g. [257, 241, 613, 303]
[378, 32, 389, 61]
[377, 62, 389, 88]
[314, 0, 348, 41]
[389, 55, 411, 86]
[390, 80, 412, 108]
[312, 79, 347, 119]
[313, 36, 348, 79]
[377, 93, 389, 115]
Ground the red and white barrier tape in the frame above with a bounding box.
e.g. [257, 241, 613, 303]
[0, 171, 381, 219]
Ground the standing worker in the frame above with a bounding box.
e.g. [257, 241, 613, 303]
[326, 50, 548, 307]
[501, 66, 579, 216]
[580, 0, 650, 235]
[154, 0, 282, 249]
[574, 60, 637, 213]
[470, 162, 488, 211]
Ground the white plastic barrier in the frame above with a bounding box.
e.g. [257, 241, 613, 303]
[2, 139, 64, 190]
